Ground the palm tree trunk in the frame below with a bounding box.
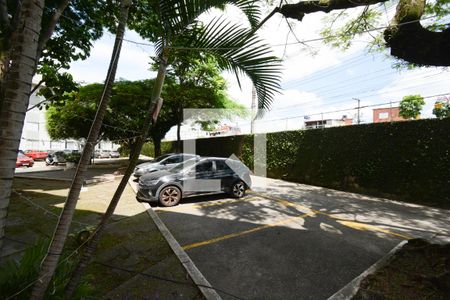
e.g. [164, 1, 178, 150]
[0, 0, 44, 257]
[30, 1, 131, 298]
[154, 137, 162, 157]
[64, 52, 169, 298]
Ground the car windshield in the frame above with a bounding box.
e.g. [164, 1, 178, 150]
[18, 153, 27, 158]
[154, 154, 172, 162]
[169, 158, 200, 173]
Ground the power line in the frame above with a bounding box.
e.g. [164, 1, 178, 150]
[233, 92, 450, 127]
[55, 7, 438, 52]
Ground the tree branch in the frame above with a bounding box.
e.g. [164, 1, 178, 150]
[280, 0, 450, 66]
[385, 0, 450, 66]
[30, 78, 44, 95]
[0, 0, 9, 32]
[280, 0, 388, 21]
[37, 0, 70, 57]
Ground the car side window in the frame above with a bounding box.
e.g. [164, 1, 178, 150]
[196, 161, 213, 173]
[215, 160, 231, 172]
[164, 156, 182, 164]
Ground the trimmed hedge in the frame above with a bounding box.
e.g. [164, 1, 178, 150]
[163, 118, 450, 208]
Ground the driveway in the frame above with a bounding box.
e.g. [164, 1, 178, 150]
[130, 176, 450, 299]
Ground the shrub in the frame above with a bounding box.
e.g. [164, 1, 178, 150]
[65, 152, 81, 163]
[0, 238, 92, 299]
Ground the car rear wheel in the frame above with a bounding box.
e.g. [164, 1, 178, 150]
[231, 181, 246, 198]
[159, 186, 182, 207]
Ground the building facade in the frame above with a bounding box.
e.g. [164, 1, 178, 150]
[20, 84, 119, 151]
[372, 107, 406, 123]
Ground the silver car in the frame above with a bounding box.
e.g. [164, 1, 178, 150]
[134, 153, 198, 178]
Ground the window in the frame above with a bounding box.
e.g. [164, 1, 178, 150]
[164, 156, 182, 164]
[196, 161, 213, 173]
[379, 112, 389, 119]
[216, 160, 231, 172]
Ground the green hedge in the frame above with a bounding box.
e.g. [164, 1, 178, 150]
[162, 118, 450, 208]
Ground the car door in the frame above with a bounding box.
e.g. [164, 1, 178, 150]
[213, 160, 235, 192]
[182, 160, 219, 195]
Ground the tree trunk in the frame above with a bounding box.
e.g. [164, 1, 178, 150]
[176, 121, 181, 152]
[154, 137, 162, 157]
[0, 0, 44, 258]
[128, 141, 136, 160]
[30, 1, 131, 298]
[64, 51, 169, 298]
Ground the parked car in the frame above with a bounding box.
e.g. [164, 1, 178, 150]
[94, 150, 111, 158]
[137, 157, 252, 207]
[134, 153, 198, 178]
[16, 152, 34, 168]
[110, 150, 120, 158]
[24, 150, 48, 160]
[45, 151, 66, 165]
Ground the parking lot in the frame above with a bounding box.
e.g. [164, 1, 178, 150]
[131, 176, 450, 299]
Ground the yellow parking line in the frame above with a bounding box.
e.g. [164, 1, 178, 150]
[156, 196, 260, 213]
[250, 191, 412, 240]
[336, 220, 411, 239]
[182, 212, 315, 251]
[180, 191, 411, 251]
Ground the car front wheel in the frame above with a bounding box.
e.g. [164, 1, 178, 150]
[230, 181, 246, 198]
[159, 186, 182, 207]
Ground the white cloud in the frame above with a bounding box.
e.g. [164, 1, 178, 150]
[68, 30, 155, 84]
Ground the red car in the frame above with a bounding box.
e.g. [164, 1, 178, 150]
[24, 149, 48, 160]
[16, 152, 34, 168]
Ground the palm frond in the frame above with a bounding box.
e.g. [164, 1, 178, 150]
[160, 0, 261, 36]
[178, 18, 282, 110]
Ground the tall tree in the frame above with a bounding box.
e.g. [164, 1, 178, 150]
[64, 0, 282, 296]
[399, 94, 425, 119]
[278, 0, 450, 67]
[45, 76, 240, 155]
[0, 0, 46, 257]
[0, 0, 111, 255]
[30, 1, 132, 298]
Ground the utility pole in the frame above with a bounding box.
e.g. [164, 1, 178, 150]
[353, 98, 361, 124]
[250, 86, 256, 134]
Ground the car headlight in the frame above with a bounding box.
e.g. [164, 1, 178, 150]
[140, 179, 159, 186]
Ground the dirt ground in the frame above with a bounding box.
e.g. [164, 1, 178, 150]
[354, 239, 450, 300]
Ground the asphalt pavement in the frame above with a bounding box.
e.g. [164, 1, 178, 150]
[129, 176, 450, 299]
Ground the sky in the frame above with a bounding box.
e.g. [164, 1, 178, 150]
[68, 3, 450, 138]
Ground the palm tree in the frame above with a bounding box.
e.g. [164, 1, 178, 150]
[0, 0, 71, 258]
[64, 0, 281, 296]
[30, 0, 132, 298]
[0, 0, 45, 256]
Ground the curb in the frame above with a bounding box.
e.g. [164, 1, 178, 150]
[143, 205, 221, 300]
[14, 174, 121, 185]
[127, 181, 221, 300]
[328, 240, 408, 300]
[14, 175, 72, 182]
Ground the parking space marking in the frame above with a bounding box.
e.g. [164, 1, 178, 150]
[250, 191, 412, 240]
[173, 191, 412, 252]
[155, 196, 260, 213]
[336, 220, 410, 239]
[182, 212, 315, 251]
